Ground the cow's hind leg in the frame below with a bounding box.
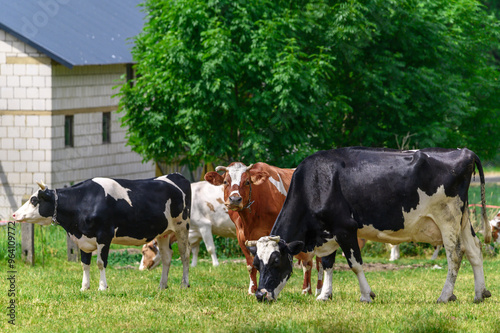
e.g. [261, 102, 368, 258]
[96, 243, 110, 291]
[438, 228, 463, 303]
[316, 256, 325, 296]
[190, 240, 201, 267]
[301, 258, 313, 295]
[200, 225, 220, 267]
[461, 223, 491, 302]
[157, 234, 174, 290]
[174, 219, 191, 288]
[316, 252, 336, 301]
[80, 251, 92, 291]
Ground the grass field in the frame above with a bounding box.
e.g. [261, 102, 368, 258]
[1, 181, 499, 332]
[1, 254, 500, 332]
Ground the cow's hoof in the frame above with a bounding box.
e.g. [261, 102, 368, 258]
[315, 288, 323, 297]
[316, 293, 332, 301]
[98, 286, 108, 291]
[474, 290, 491, 303]
[437, 294, 457, 303]
[80, 286, 90, 292]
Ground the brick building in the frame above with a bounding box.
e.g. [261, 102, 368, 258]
[0, 0, 155, 220]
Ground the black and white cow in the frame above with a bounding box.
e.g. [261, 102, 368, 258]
[12, 174, 191, 291]
[247, 147, 491, 303]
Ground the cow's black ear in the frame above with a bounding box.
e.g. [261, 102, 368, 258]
[38, 189, 52, 201]
[247, 245, 257, 256]
[286, 241, 304, 256]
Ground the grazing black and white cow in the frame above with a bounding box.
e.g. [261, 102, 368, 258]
[12, 174, 191, 291]
[247, 147, 491, 303]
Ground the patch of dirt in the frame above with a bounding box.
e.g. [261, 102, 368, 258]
[330, 262, 432, 272]
[218, 259, 433, 272]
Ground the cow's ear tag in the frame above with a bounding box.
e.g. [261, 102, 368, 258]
[286, 241, 304, 256]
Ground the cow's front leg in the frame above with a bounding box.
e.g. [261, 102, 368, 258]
[80, 251, 92, 291]
[96, 243, 110, 291]
[190, 240, 201, 267]
[338, 226, 375, 302]
[157, 234, 174, 290]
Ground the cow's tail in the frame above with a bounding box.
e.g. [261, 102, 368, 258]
[473, 152, 491, 244]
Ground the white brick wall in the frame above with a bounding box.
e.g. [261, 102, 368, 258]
[0, 30, 155, 220]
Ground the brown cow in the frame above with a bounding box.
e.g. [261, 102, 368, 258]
[205, 162, 321, 295]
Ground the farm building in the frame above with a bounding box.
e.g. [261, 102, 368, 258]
[0, 0, 156, 220]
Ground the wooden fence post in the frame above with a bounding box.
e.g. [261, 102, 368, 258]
[21, 194, 35, 266]
[67, 234, 80, 262]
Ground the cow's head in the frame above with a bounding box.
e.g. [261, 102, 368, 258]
[204, 162, 269, 211]
[139, 239, 161, 271]
[12, 182, 55, 225]
[490, 212, 500, 244]
[246, 236, 304, 302]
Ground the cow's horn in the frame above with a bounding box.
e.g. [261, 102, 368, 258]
[269, 236, 280, 243]
[36, 181, 46, 190]
[215, 166, 228, 172]
[245, 240, 257, 247]
[246, 164, 255, 171]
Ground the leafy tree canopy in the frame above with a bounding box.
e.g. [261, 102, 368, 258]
[118, 0, 500, 168]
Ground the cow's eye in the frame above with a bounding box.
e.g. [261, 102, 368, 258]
[245, 180, 250, 186]
[223, 180, 228, 185]
[30, 196, 39, 206]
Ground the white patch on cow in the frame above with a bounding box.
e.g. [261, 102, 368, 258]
[227, 163, 247, 187]
[248, 277, 255, 295]
[96, 243, 108, 291]
[12, 191, 51, 225]
[358, 185, 461, 246]
[155, 175, 187, 205]
[256, 236, 280, 265]
[229, 190, 240, 197]
[113, 228, 147, 246]
[112, 236, 148, 246]
[272, 277, 289, 300]
[316, 267, 333, 301]
[348, 251, 374, 302]
[69, 233, 97, 253]
[314, 237, 339, 257]
[92, 178, 132, 207]
[268, 173, 287, 196]
[81, 263, 90, 291]
[164, 198, 172, 223]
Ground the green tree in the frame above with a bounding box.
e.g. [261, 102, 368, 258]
[118, 0, 500, 168]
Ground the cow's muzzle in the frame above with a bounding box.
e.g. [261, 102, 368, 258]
[226, 196, 243, 210]
[255, 289, 275, 302]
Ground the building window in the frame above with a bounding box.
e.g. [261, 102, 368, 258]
[126, 63, 134, 88]
[102, 112, 111, 143]
[64, 115, 74, 147]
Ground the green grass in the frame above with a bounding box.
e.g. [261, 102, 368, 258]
[1, 254, 499, 332]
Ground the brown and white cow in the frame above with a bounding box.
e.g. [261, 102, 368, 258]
[139, 181, 236, 270]
[490, 212, 500, 244]
[205, 162, 321, 295]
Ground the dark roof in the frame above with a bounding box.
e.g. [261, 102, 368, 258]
[0, 0, 145, 68]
